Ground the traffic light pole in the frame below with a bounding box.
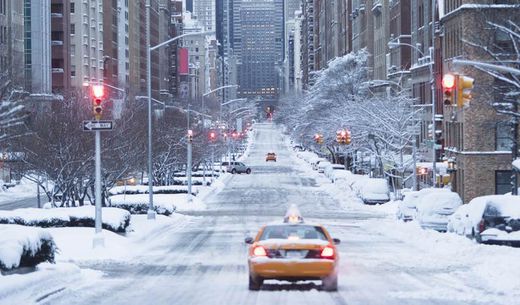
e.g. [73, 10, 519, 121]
[512, 101, 518, 195]
[93, 130, 104, 247]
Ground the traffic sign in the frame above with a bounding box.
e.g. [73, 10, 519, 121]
[83, 120, 114, 131]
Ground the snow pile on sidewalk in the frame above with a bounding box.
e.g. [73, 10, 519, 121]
[0, 225, 56, 271]
[0, 178, 42, 204]
[110, 193, 206, 214]
[0, 206, 131, 233]
[108, 185, 204, 196]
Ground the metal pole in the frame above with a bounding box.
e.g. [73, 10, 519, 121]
[413, 136, 418, 191]
[37, 182, 41, 208]
[93, 130, 104, 248]
[187, 106, 192, 201]
[512, 101, 518, 195]
[431, 0, 437, 187]
[187, 139, 193, 201]
[211, 145, 215, 182]
[146, 0, 155, 219]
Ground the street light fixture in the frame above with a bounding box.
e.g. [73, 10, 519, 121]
[146, 0, 213, 218]
[387, 39, 437, 187]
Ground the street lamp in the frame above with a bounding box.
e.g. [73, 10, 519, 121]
[388, 39, 437, 187]
[146, 0, 213, 219]
[202, 84, 238, 115]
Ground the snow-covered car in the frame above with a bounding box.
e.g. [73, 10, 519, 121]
[447, 203, 472, 236]
[415, 190, 462, 232]
[358, 178, 390, 205]
[448, 195, 520, 245]
[317, 161, 332, 173]
[396, 191, 421, 222]
[324, 164, 348, 182]
[311, 158, 327, 170]
[244, 205, 340, 291]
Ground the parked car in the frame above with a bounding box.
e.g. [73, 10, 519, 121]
[324, 164, 351, 183]
[225, 162, 252, 174]
[448, 195, 520, 245]
[396, 191, 421, 222]
[358, 178, 390, 205]
[317, 161, 332, 173]
[415, 190, 462, 232]
[266, 152, 277, 162]
[311, 158, 327, 170]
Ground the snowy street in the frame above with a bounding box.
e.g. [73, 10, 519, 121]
[2, 123, 519, 305]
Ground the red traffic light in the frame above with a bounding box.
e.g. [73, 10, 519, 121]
[442, 74, 455, 89]
[92, 85, 105, 98]
[209, 131, 216, 140]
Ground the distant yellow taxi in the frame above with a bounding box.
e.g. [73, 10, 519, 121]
[266, 152, 277, 162]
[245, 205, 340, 291]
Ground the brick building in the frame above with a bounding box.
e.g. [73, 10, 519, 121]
[441, 2, 520, 202]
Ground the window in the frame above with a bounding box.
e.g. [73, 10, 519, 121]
[496, 171, 512, 195]
[71, 65, 76, 77]
[70, 3, 75, 13]
[496, 122, 512, 151]
[70, 24, 75, 35]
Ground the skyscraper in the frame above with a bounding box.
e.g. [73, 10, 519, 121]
[236, 0, 284, 99]
[192, 0, 216, 31]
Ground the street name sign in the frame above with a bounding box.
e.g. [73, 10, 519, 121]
[83, 120, 114, 131]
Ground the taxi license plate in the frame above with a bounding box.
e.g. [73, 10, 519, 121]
[286, 250, 304, 258]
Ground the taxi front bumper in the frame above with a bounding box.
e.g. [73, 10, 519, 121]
[249, 258, 336, 280]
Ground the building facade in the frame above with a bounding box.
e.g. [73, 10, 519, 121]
[1, 0, 25, 89]
[441, 1, 520, 202]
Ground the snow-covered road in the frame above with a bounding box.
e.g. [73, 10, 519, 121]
[5, 123, 518, 305]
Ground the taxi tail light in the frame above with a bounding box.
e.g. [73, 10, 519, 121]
[320, 246, 335, 259]
[253, 246, 267, 257]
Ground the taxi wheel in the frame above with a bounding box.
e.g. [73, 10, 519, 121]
[248, 275, 263, 290]
[322, 274, 338, 291]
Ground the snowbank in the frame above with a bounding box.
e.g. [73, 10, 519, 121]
[0, 225, 56, 271]
[108, 185, 200, 196]
[0, 206, 131, 233]
[109, 194, 177, 215]
[0, 178, 44, 205]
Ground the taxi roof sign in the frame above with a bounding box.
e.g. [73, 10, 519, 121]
[284, 204, 304, 224]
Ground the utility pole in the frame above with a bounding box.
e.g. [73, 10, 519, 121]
[430, 0, 437, 188]
[512, 101, 518, 195]
[187, 105, 193, 202]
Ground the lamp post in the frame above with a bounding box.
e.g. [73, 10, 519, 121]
[145, 0, 213, 218]
[202, 84, 238, 115]
[388, 39, 437, 187]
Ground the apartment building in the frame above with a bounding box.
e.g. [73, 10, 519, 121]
[441, 1, 520, 202]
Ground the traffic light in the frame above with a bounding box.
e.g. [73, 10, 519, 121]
[457, 75, 474, 108]
[442, 74, 456, 105]
[345, 130, 351, 144]
[92, 85, 104, 120]
[314, 133, 323, 144]
[209, 131, 217, 142]
[336, 130, 344, 144]
[187, 129, 193, 142]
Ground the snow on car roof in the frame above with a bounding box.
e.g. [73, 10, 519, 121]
[476, 195, 520, 218]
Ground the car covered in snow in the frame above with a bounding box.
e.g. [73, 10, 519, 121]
[317, 161, 332, 173]
[448, 195, 520, 246]
[396, 191, 421, 222]
[311, 158, 327, 170]
[415, 190, 462, 232]
[324, 164, 349, 183]
[245, 205, 340, 291]
[358, 178, 390, 205]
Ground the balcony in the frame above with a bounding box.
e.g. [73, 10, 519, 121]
[52, 68, 64, 73]
[51, 13, 63, 18]
[51, 40, 63, 46]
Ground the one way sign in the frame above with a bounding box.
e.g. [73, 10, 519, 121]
[83, 120, 114, 131]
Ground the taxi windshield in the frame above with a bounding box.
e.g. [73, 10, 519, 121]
[260, 225, 328, 241]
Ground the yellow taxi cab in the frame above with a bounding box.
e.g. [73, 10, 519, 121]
[245, 205, 340, 291]
[266, 152, 277, 162]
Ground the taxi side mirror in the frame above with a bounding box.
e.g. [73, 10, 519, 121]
[244, 237, 254, 244]
[333, 238, 341, 245]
